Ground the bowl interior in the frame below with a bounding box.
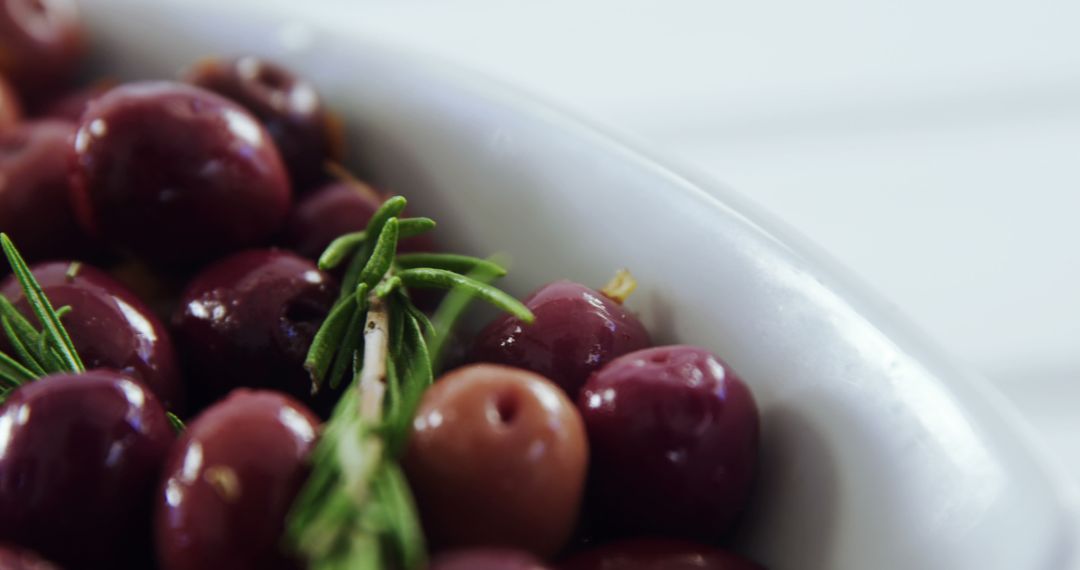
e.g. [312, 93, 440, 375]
[77, 1, 1077, 568]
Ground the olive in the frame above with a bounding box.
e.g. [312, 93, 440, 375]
[430, 549, 552, 570]
[0, 261, 185, 411]
[0, 120, 99, 264]
[172, 249, 339, 414]
[280, 179, 382, 260]
[69, 81, 292, 267]
[0, 73, 20, 130]
[470, 280, 652, 397]
[577, 346, 759, 541]
[183, 56, 341, 189]
[559, 539, 763, 570]
[0, 370, 173, 568]
[0, 0, 84, 98]
[155, 389, 319, 570]
[404, 364, 588, 558]
[0, 544, 61, 570]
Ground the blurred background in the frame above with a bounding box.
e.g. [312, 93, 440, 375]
[306, 0, 1080, 475]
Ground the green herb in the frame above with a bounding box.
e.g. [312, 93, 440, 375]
[287, 196, 533, 570]
[0, 234, 187, 432]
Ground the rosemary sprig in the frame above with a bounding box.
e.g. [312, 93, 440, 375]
[0, 234, 85, 402]
[0, 235, 186, 431]
[287, 196, 533, 570]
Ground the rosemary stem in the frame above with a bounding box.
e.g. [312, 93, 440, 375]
[358, 291, 390, 422]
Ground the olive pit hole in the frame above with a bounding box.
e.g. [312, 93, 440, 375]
[494, 391, 520, 425]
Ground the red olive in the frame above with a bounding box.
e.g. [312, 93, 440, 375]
[559, 539, 764, 570]
[471, 280, 652, 397]
[577, 346, 759, 541]
[430, 549, 553, 570]
[0, 370, 174, 568]
[280, 180, 382, 260]
[0, 120, 100, 264]
[404, 364, 588, 558]
[0, 543, 62, 570]
[69, 81, 292, 267]
[183, 56, 342, 190]
[172, 249, 339, 414]
[155, 389, 319, 570]
[0, 261, 185, 411]
[0, 0, 84, 98]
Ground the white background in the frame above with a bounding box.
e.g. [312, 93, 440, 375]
[308, 0, 1079, 473]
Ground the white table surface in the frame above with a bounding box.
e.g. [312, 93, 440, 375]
[302, 0, 1079, 476]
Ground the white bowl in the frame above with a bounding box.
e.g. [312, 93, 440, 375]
[78, 1, 1079, 568]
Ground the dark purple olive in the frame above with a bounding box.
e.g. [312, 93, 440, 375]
[0, 73, 20, 130]
[577, 346, 759, 541]
[560, 539, 764, 570]
[0, 0, 84, 98]
[470, 280, 652, 397]
[404, 364, 588, 559]
[183, 56, 342, 190]
[0, 544, 62, 570]
[172, 249, 339, 414]
[430, 549, 552, 570]
[69, 81, 292, 266]
[156, 389, 319, 570]
[0, 120, 99, 263]
[35, 79, 114, 121]
[281, 180, 382, 259]
[280, 179, 437, 260]
[0, 370, 174, 568]
[0, 261, 185, 411]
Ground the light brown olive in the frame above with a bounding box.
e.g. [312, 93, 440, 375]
[403, 364, 588, 559]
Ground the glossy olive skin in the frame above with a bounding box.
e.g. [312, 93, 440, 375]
[560, 539, 764, 570]
[172, 250, 339, 413]
[70, 81, 292, 266]
[184, 56, 340, 189]
[281, 180, 382, 259]
[0, 261, 185, 411]
[430, 549, 552, 570]
[0, 120, 99, 263]
[156, 389, 319, 570]
[0, 0, 84, 97]
[0, 73, 20, 129]
[577, 346, 759, 541]
[404, 364, 588, 558]
[0, 544, 62, 570]
[0, 370, 174, 568]
[471, 280, 652, 397]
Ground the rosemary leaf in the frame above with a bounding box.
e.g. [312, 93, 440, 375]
[328, 290, 369, 391]
[341, 198, 408, 299]
[305, 295, 359, 392]
[358, 219, 399, 291]
[397, 217, 436, 239]
[166, 412, 185, 432]
[0, 297, 53, 373]
[397, 268, 534, 323]
[1, 235, 83, 373]
[0, 350, 33, 386]
[374, 462, 426, 570]
[427, 260, 504, 372]
[395, 253, 506, 277]
[319, 231, 366, 271]
[0, 316, 48, 377]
